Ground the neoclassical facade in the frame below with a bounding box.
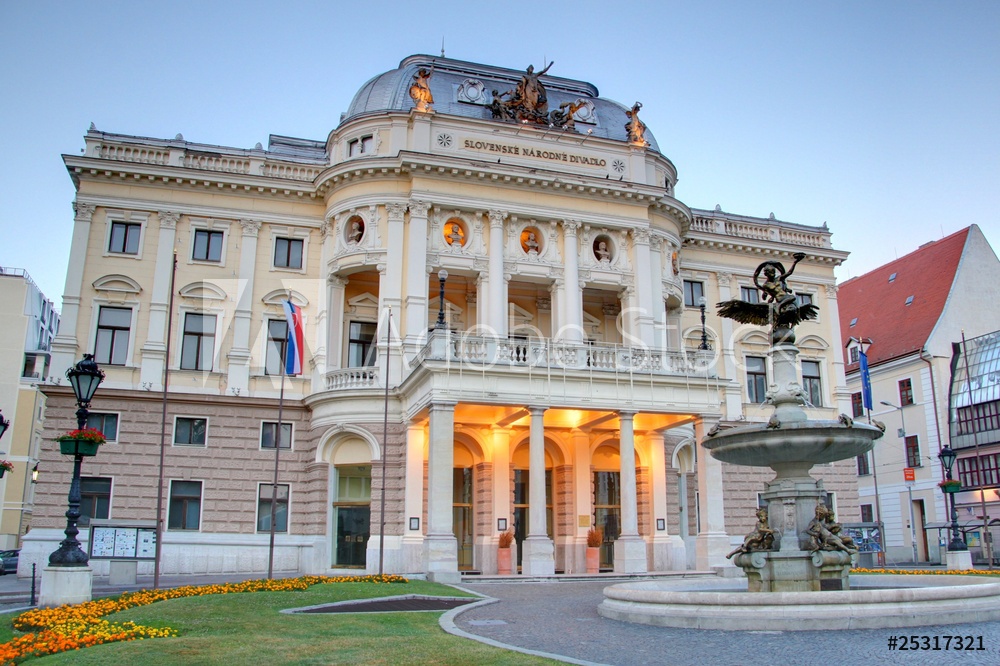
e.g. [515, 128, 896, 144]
[24, 55, 855, 581]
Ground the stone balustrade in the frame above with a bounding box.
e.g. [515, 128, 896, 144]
[325, 367, 380, 390]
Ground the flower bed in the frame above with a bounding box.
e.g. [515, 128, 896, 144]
[853, 568, 1000, 576]
[0, 574, 406, 665]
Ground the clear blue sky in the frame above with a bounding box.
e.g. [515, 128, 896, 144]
[2, 1, 997, 302]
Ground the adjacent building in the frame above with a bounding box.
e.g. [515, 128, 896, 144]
[839, 225, 1000, 564]
[24, 55, 855, 580]
[0, 267, 59, 548]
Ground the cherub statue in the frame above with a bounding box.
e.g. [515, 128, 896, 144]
[806, 505, 858, 554]
[625, 101, 647, 145]
[727, 507, 775, 559]
[716, 252, 819, 340]
[409, 67, 434, 112]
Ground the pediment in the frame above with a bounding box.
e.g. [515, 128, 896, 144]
[92, 274, 142, 294]
[262, 289, 309, 308]
[178, 281, 228, 301]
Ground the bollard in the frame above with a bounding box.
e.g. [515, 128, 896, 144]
[30, 563, 36, 606]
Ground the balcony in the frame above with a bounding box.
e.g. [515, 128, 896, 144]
[325, 367, 379, 391]
[417, 332, 713, 377]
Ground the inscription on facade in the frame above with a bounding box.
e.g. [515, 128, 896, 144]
[462, 139, 607, 168]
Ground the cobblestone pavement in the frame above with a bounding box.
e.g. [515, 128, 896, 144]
[455, 580, 1000, 666]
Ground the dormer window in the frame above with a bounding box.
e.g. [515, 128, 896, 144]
[850, 317, 858, 327]
[348, 135, 374, 157]
[905, 295, 914, 306]
[888, 273, 897, 282]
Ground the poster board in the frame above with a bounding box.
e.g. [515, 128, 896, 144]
[88, 524, 157, 560]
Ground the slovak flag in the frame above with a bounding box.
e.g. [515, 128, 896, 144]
[283, 301, 304, 376]
[859, 350, 873, 411]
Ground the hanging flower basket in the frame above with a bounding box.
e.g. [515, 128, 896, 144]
[939, 479, 962, 494]
[56, 428, 106, 457]
[0, 460, 12, 478]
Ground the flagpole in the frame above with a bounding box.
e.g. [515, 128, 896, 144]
[267, 304, 291, 580]
[153, 252, 177, 590]
[859, 338, 886, 566]
[378, 307, 391, 576]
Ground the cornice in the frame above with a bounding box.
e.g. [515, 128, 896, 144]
[73, 194, 322, 229]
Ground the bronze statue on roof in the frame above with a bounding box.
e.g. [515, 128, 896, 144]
[409, 67, 434, 112]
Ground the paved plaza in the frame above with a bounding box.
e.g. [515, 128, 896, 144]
[452, 579, 1000, 666]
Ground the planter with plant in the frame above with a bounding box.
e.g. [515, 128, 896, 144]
[0, 460, 12, 479]
[586, 527, 602, 574]
[56, 427, 106, 456]
[939, 479, 962, 494]
[497, 530, 514, 575]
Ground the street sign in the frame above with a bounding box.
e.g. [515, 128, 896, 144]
[903, 467, 915, 482]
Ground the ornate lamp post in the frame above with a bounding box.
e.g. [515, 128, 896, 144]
[435, 269, 448, 330]
[698, 296, 709, 350]
[937, 445, 968, 553]
[50, 354, 105, 567]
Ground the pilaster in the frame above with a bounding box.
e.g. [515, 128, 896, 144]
[50, 201, 95, 378]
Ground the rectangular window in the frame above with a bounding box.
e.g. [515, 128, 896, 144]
[347, 321, 377, 367]
[683, 280, 704, 308]
[349, 135, 374, 156]
[802, 360, 822, 407]
[257, 483, 289, 532]
[856, 453, 871, 476]
[982, 454, 1000, 487]
[192, 229, 224, 262]
[905, 435, 921, 468]
[740, 286, 759, 304]
[261, 422, 292, 449]
[265, 319, 288, 376]
[849, 346, 859, 364]
[274, 238, 303, 269]
[180, 313, 216, 371]
[174, 417, 207, 447]
[851, 392, 864, 418]
[956, 400, 1000, 435]
[795, 293, 813, 307]
[860, 504, 874, 523]
[95, 306, 132, 366]
[898, 378, 914, 406]
[109, 221, 141, 254]
[746, 356, 767, 404]
[80, 477, 112, 526]
[168, 480, 202, 530]
[957, 456, 978, 488]
[86, 413, 119, 442]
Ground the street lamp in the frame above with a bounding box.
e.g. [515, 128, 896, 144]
[881, 400, 917, 562]
[937, 445, 968, 553]
[435, 269, 448, 330]
[698, 296, 709, 351]
[49, 354, 105, 567]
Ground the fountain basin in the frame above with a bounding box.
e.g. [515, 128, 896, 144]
[599, 575, 1000, 630]
[703, 420, 881, 469]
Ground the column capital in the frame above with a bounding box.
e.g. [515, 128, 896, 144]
[632, 228, 651, 245]
[328, 274, 348, 288]
[488, 209, 508, 228]
[429, 401, 458, 412]
[408, 200, 431, 218]
[717, 272, 732, 287]
[528, 405, 547, 416]
[158, 211, 179, 229]
[238, 218, 261, 237]
[73, 201, 95, 222]
[387, 202, 408, 221]
[617, 410, 637, 420]
[561, 219, 581, 235]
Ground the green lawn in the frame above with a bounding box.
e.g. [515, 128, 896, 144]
[5, 580, 557, 665]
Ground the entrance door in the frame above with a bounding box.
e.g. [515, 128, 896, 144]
[454, 468, 474, 570]
[594, 471, 621, 569]
[333, 465, 371, 567]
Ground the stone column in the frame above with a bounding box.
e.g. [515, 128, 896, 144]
[615, 411, 647, 572]
[50, 202, 95, 378]
[225, 218, 261, 396]
[402, 201, 429, 350]
[487, 210, 508, 337]
[630, 229, 656, 347]
[649, 235, 669, 351]
[326, 276, 347, 373]
[425, 402, 459, 582]
[491, 427, 512, 539]
[138, 210, 180, 388]
[401, 422, 426, 573]
[571, 428, 592, 574]
[522, 406, 555, 575]
[655, 428, 690, 570]
[559, 220, 583, 342]
[694, 417, 731, 569]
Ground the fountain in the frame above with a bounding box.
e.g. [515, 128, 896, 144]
[599, 253, 1000, 629]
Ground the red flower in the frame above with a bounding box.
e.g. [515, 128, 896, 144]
[56, 428, 107, 444]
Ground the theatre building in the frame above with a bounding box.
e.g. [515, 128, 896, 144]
[23, 55, 855, 581]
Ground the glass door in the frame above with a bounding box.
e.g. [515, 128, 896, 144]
[453, 468, 474, 570]
[333, 465, 371, 567]
[594, 471, 621, 569]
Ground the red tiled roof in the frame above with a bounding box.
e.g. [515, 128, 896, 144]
[839, 227, 970, 370]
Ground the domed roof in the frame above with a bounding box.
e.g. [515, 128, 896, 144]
[342, 55, 660, 152]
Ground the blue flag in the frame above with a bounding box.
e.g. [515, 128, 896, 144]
[859, 350, 873, 411]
